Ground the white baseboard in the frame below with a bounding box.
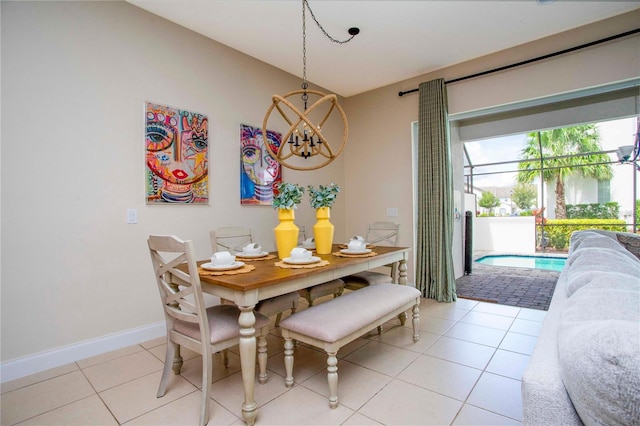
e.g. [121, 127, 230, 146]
[1, 322, 166, 384]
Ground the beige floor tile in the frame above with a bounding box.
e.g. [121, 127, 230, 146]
[18, 395, 117, 425]
[123, 391, 239, 426]
[410, 315, 457, 335]
[372, 325, 439, 353]
[422, 304, 471, 322]
[499, 332, 538, 356]
[344, 341, 419, 377]
[445, 322, 507, 347]
[466, 372, 523, 421]
[1, 371, 94, 425]
[301, 360, 392, 410]
[147, 343, 201, 363]
[76, 345, 144, 369]
[83, 350, 164, 392]
[99, 370, 196, 424]
[517, 308, 547, 322]
[397, 355, 482, 401]
[424, 336, 496, 370]
[450, 298, 480, 310]
[267, 344, 326, 384]
[336, 337, 371, 358]
[453, 403, 521, 425]
[209, 369, 290, 418]
[179, 352, 242, 389]
[359, 379, 462, 425]
[485, 350, 531, 380]
[509, 318, 543, 336]
[341, 412, 384, 425]
[459, 311, 516, 331]
[472, 302, 521, 318]
[140, 337, 166, 349]
[1, 363, 78, 394]
[254, 385, 354, 425]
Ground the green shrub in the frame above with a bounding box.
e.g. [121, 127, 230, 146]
[565, 202, 619, 219]
[539, 219, 627, 250]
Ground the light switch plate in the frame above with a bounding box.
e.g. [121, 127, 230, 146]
[387, 208, 398, 217]
[127, 208, 138, 224]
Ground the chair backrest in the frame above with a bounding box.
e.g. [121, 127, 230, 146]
[366, 222, 399, 246]
[148, 235, 209, 342]
[210, 226, 254, 253]
[298, 225, 307, 245]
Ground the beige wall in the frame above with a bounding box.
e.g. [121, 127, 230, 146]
[344, 10, 639, 281]
[0, 1, 345, 364]
[1, 1, 638, 374]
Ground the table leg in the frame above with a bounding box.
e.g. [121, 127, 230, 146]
[238, 305, 257, 426]
[398, 259, 408, 285]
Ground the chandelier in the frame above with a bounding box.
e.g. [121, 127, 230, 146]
[616, 119, 640, 171]
[263, 0, 359, 171]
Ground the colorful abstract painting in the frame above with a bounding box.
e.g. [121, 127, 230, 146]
[145, 102, 209, 204]
[240, 124, 282, 205]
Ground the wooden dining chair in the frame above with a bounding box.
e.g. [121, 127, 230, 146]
[210, 226, 299, 326]
[344, 221, 400, 291]
[148, 234, 271, 426]
[296, 225, 346, 306]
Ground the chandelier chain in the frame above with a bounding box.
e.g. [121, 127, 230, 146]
[303, 0, 358, 45]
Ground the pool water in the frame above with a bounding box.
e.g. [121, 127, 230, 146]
[475, 255, 567, 272]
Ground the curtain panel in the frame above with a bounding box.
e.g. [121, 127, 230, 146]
[416, 79, 457, 302]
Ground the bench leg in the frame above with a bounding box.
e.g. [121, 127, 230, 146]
[258, 335, 268, 384]
[284, 338, 294, 388]
[412, 304, 420, 342]
[326, 351, 338, 408]
[399, 311, 407, 326]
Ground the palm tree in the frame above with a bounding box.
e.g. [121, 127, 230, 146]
[517, 125, 613, 219]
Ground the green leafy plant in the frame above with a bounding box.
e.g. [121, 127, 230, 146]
[307, 183, 340, 209]
[272, 182, 304, 210]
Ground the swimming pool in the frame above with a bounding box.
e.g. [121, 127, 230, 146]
[475, 255, 567, 272]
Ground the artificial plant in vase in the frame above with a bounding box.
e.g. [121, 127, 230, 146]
[273, 182, 304, 259]
[308, 183, 340, 254]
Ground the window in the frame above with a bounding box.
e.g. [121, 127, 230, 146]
[597, 179, 611, 203]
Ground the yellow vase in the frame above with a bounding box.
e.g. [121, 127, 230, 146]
[274, 208, 299, 259]
[313, 207, 334, 255]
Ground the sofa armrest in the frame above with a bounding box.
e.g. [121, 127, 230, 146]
[521, 271, 583, 426]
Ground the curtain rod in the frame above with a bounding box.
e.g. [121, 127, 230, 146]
[398, 28, 640, 97]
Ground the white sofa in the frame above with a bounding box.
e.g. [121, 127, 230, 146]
[521, 229, 640, 426]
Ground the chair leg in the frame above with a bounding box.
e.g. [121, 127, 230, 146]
[412, 304, 420, 342]
[222, 349, 229, 368]
[327, 351, 339, 408]
[377, 325, 383, 335]
[157, 340, 176, 397]
[274, 312, 283, 327]
[200, 351, 213, 426]
[258, 335, 268, 384]
[284, 338, 294, 388]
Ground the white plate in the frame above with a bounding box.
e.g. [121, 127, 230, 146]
[236, 251, 269, 258]
[340, 248, 372, 255]
[299, 244, 316, 250]
[201, 261, 245, 271]
[283, 256, 321, 265]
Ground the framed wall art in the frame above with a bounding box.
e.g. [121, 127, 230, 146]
[145, 101, 209, 204]
[240, 124, 282, 205]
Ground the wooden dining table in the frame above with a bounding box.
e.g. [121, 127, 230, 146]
[180, 244, 409, 425]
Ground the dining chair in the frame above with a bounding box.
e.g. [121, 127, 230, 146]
[296, 225, 346, 306]
[148, 234, 271, 426]
[210, 226, 299, 326]
[344, 221, 400, 291]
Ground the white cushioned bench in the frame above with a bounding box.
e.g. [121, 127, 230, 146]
[279, 283, 421, 408]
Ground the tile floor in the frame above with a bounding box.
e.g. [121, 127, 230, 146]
[1, 295, 546, 425]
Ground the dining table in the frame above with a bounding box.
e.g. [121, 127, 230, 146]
[177, 243, 409, 425]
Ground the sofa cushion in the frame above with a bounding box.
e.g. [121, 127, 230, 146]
[566, 270, 640, 298]
[569, 230, 619, 254]
[617, 233, 640, 260]
[567, 246, 640, 279]
[558, 286, 640, 426]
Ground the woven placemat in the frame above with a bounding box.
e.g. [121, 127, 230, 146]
[275, 260, 330, 269]
[234, 254, 277, 262]
[199, 264, 256, 276]
[332, 251, 378, 258]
